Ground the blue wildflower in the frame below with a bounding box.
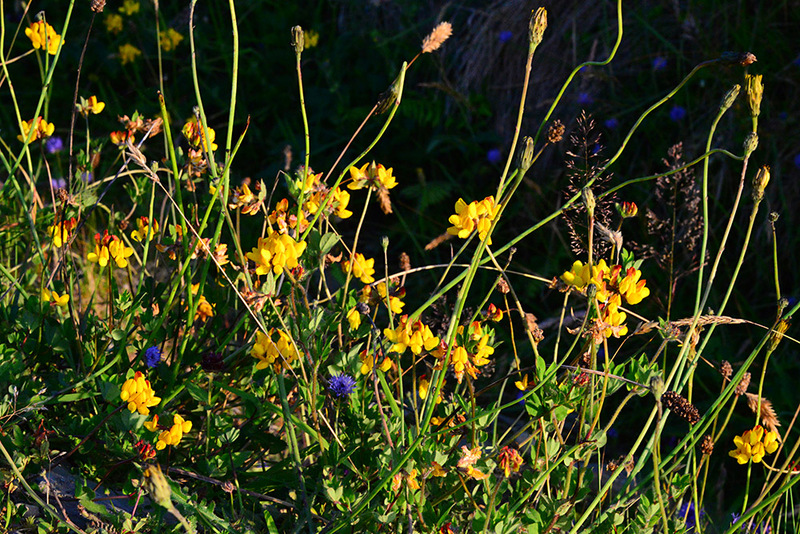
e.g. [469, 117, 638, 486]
[577, 92, 593, 106]
[45, 136, 64, 154]
[652, 56, 667, 71]
[81, 171, 94, 183]
[604, 117, 619, 130]
[679, 502, 704, 532]
[499, 30, 513, 43]
[144, 346, 161, 368]
[487, 148, 502, 164]
[793, 153, 800, 169]
[669, 105, 687, 122]
[329, 374, 356, 398]
[50, 177, 66, 189]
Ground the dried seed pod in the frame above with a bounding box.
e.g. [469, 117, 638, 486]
[720, 360, 733, 380]
[700, 435, 714, 455]
[735, 372, 751, 396]
[662, 390, 700, 425]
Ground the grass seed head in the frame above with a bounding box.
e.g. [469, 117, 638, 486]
[422, 21, 452, 54]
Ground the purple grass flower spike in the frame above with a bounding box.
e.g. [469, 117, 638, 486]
[498, 30, 513, 43]
[487, 148, 502, 164]
[144, 346, 162, 368]
[45, 136, 64, 154]
[669, 105, 687, 122]
[329, 374, 356, 398]
[652, 56, 667, 71]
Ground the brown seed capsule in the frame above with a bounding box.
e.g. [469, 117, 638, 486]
[735, 372, 751, 396]
[90, 0, 106, 13]
[662, 390, 700, 425]
[700, 435, 714, 455]
[547, 120, 565, 144]
[720, 360, 733, 379]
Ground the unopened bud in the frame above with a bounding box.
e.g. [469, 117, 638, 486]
[582, 187, 596, 217]
[649, 375, 665, 402]
[529, 8, 547, 47]
[767, 320, 789, 353]
[616, 201, 638, 218]
[518, 136, 534, 173]
[769, 211, 779, 224]
[720, 84, 740, 112]
[291, 26, 304, 55]
[381, 236, 389, 250]
[752, 165, 770, 202]
[745, 74, 764, 118]
[743, 132, 758, 157]
[719, 51, 757, 66]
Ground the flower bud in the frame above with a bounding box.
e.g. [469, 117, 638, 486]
[582, 186, 596, 218]
[743, 132, 758, 157]
[142, 464, 173, 509]
[767, 320, 789, 353]
[649, 375, 665, 402]
[616, 201, 638, 218]
[518, 136, 534, 173]
[528, 8, 547, 47]
[752, 165, 770, 202]
[719, 51, 757, 66]
[720, 84, 740, 112]
[745, 74, 764, 119]
[291, 26, 304, 55]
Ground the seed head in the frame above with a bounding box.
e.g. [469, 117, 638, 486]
[700, 435, 714, 455]
[421, 21, 452, 54]
[547, 120, 565, 144]
[746, 393, 781, 438]
[90, 0, 106, 13]
[735, 372, 751, 396]
[720, 360, 732, 379]
[661, 390, 700, 425]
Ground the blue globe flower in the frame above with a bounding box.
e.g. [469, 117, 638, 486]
[486, 148, 502, 164]
[498, 30, 513, 43]
[144, 346, 161, 368]
[669, 105, 687, 122]
[604, 117, 619, 130]
[652, 56, 667, 71]
[329, 374, 356, 398]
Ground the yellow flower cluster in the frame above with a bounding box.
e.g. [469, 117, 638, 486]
[159, 28, 184, 51]
[359, 349, 392, 375]
[118, 43, 142, 65]
[145, 414, 192, 450]
[119, 0, 140, 16]
[251, 328, 299, 371]
[446, 196, 499, 244]
[384, 315, 440, 355]
[268, 198, 308, 234]
[25, 21, 61, 55]
[47, 217, 77, 248]
[434, 321, 494, 383]
[343, 253, 375, 284]
[729, 425, 779, 464]
[104, 14, 123, 35]
[300, 172, 353, 220]
[229, 183, 263, 215]
[87, 230, 134, 269]
[182, 117, 218, 152]
[246, 228, 307, 276]
[18, 117, 55, 143]
[561, 259, 650, 340]
[347, 162, 398, 191]
[131, 216, 159, 242]
[418, 376, 442, 404]
[120, 371, 161, 415]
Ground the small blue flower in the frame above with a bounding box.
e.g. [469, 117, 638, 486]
[498, 30, 513, 43]
[669, 105, 687, 122]
[45, 136, 64, 154]
[793, 153, 800, 169]
[81, 171, 94, 183]
[144, 346, 161, 368]
[577, 92, 594, 106]
[329, 374, 356, 398]
[652, 56, 667, 71]
[50, 177, 66, 189]
[487, 148, 502, 164]
[604, 117, 619, 130]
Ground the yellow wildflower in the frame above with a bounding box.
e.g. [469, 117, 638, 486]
[143, 414, 159, 432]
[304, 29, 319, 48]
[155, 414, 192, 450]
[182, 117, 218, 152]
[618, 266, 650, 305]
[120, 371, 161, 415]
[42, 288, 69, 308]
[246, 228, 307, 276]
[108, 236, 134, 268]
[159, 28, 183, 51]
[729, 425, 777, 464]
[343, 253, 375, 284]
[457, 446, 489, 480]
[346, 307, 361, 330]
[104, 13, 123, 34]
[18, 117, 55, 143]
[25, 21, 61, 55]
[118, 43, 142, 65]
[358, 349, 392, 375]
[446, 196, 499, 244]
[47, 217, 77, 248]
[76, 95, 105, 117]
[347, 162, 398, 191]
[110, 130, 132, 147]
[376, 282, 404, 314]
[384, 315, 440, 355]
[250, 328, 299, 371]
[332, 188, 353, 218]
[498, 446, 524, 478]
[119, 0, 140, 16]
[418, 376, 442, 404]
[131, 216, 159, 242]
